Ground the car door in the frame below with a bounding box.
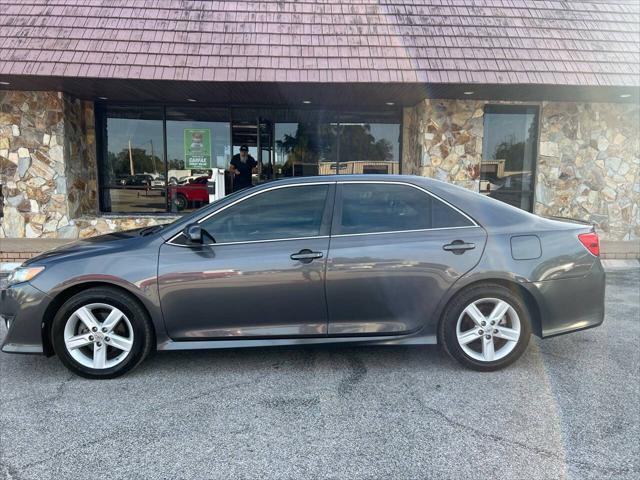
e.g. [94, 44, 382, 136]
[158, 182, 335, 339]
[325, 181, 487, 335]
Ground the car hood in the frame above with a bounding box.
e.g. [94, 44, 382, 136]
[24, 228, 150, 265]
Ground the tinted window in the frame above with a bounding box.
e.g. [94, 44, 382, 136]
[200, 185, 329, 243]
[101, 106, 165, 213]
[338, 184, 472, 234]
[481, 105, 538, 212]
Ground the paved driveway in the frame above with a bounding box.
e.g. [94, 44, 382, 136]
[1, 265, 638, 480]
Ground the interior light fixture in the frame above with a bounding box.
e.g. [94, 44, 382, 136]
[463, 91, 474, 95]
[186, 98, 197, 102]
[619, 93, 631, 98]
[0, 81, 10, 85]
[97, 96, 108, 100]
[302, 100, 312, 104]
[386, 102, 395, 106]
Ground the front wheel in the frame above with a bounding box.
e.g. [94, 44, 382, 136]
[440, 284, 532, 371]
[51, 288, 153, 379]
[173, 193, 188, 211]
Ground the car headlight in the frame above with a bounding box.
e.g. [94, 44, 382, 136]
[6, 266, 45, 287]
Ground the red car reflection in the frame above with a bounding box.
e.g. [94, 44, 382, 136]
[168, 176, 209, 210]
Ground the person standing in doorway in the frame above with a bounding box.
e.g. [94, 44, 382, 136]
[229, 145, 258, 191]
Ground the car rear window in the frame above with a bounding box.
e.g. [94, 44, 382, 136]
[338, 183, 473, 235]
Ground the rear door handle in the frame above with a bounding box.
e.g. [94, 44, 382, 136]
[290, 249, 324, 263]
[443, 241, 476, 254]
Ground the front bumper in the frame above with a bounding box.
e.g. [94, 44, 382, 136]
[1, 282, 51, 354]
[535, 260, 606, 338]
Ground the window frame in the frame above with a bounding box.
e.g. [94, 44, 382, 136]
[167, 181, 336, 247]
[331, 181, 479, 237]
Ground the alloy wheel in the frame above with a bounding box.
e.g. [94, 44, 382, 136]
[455, 298, 521, 362]
[63, 303, 134, 369]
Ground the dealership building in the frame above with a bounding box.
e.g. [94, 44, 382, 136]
[0, 1, 639, 257]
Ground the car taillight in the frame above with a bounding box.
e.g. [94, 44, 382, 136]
[578, 232, 600, 256]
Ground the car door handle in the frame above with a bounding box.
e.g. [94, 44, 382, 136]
[443, 241, 476, 254]
[290, 249, 324, 263]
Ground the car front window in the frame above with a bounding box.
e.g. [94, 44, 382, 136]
[199, 184, 330, 243]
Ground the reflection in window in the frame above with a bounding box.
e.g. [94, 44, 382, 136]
[273, 111, 337, 179]
[330, 112, 400, 175]
[166, 108, 230, 212]
[101, 107, 165, 213]
[481, 106, 538, 212]
[97, 107, 402, 214]
[339, 184, 472, 235]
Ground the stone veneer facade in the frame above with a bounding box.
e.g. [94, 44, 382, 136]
[1, 91, 176, 240]
[403, 99, 639, 241]
[1, 91, 639, 243]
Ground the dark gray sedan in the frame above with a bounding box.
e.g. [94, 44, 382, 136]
[1, 175, 605, 378]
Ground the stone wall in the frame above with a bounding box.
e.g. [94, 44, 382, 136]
[403, 99, 640, 241]
[0, 91, 68, 238]
[536, 102, 639, 241]
[403, 99, 484, 191]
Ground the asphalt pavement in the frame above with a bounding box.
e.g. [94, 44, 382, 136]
[1, 263, 638, 480]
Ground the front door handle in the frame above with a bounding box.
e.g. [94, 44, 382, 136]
[290, 249, 324, 263]
[443, 240, 476, 255]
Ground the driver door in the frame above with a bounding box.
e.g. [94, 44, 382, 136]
[158, 182, 335, 340]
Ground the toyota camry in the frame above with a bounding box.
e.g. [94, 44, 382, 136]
[0, 175, 605, 378]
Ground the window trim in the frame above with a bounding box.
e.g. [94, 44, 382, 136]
[331, 180, 479, 237]
[166, 180, 479, 247]
[166, 181, 336, 247]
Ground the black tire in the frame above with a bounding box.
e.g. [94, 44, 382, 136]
[439, 283, 532, 371]
[51, 287, 154, 379]
[174, 193, 188, 211]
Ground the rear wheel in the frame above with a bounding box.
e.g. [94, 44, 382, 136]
[440, 284, 531, 371]
[51, 288, 153, 379]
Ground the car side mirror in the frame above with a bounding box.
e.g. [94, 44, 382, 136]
[183, 223, 203, 244]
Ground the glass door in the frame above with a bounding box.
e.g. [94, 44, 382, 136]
[481, 105, 538, 212]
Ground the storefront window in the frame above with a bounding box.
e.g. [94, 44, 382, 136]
[97, 106, 400, 214]
[334, 112, 400, 175]
[273, 110, 337, 179]
[100, 106, 165, 213]
[481, 105, 538, 212]
[165, 108, 231, 212]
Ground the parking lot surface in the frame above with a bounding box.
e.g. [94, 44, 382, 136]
[1, 264, 638, 480]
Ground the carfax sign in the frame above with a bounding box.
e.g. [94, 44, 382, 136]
[184, 128, 211, 169]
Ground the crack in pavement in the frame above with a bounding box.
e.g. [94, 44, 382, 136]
[408, 389, 637, 477]
[10, 378, 257, 473]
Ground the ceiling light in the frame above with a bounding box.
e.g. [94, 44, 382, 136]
[0, 81, 10, 85]
[186, 98, 197, 102]
[619, 93, 631, 98]
[302, 100, 312, 104]
[463, 91, 474, 95]
[385, 102, 395, 106]
[97, 96, 108, 100]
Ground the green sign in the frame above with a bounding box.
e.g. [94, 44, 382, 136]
[184, 128, 211, 169]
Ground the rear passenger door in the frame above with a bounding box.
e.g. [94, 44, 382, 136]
[325, 181, 487, 336]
